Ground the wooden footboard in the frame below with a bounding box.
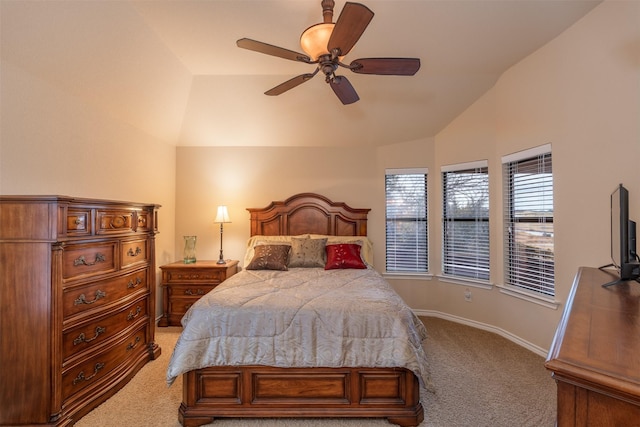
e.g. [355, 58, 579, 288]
[179, 365, 424, 427]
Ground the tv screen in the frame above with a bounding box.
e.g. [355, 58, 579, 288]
[610, 184, 639, 282]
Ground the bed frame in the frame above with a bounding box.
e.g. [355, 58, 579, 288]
[178, 193, 424, 427]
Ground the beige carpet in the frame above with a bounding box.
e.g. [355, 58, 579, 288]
[75, 317, 556, 427]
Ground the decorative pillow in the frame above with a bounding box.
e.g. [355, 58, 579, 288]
[324, 243, 367, 270]
[309, 235, 374, 266]
[243, 235, 303, 267]
[288, 237, 327, 268]
[246, 244, 291, 270]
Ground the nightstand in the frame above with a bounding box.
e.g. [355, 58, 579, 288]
[158, 260, 238, 327]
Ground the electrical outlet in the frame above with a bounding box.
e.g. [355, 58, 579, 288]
[464, 289, 472, 302]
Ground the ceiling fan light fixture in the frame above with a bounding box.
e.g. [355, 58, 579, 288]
[300, 22, 334, 60]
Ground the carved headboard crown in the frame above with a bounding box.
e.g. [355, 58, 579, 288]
[247, 193, 370, 237]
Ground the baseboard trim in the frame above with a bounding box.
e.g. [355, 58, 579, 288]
[414, 309, 548, 358]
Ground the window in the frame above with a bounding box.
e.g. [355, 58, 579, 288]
[502, 145, 554, 296]
[385, 169, 428, 273]
[442, 161, 490, 280]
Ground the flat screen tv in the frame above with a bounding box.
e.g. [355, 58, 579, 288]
[603, 183, 640, 287]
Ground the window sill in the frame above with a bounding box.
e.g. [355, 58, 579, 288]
[436, 274, 493, 290]
[383, 272, 433, 281]
[496, 284, 561, 309]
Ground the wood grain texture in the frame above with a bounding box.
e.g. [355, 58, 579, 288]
[546, 267, 640, 426]
[0, 196, 160, 426]
[179, 194, 423, 427]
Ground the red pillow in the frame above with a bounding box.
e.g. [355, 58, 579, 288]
[324, 244, 367, 270]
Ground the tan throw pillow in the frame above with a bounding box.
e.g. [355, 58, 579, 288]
[246, 245, 291, 270]
[288, 237, 327, 268]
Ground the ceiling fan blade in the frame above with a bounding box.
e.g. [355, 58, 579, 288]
[265, 73, 316, 96]
[350, 58, 421, 75]
[237, 38, 312, 63]
[329, 75, 359, 105]
[327, 2, 374, 57]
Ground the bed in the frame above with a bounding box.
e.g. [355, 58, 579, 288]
[167, 193, 428, 427]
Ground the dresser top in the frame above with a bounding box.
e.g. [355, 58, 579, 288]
[546, 267, 640, 401]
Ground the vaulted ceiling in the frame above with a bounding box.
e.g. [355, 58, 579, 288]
[1, 0, 601, 147]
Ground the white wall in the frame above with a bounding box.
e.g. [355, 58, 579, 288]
[174, 146, 379, 265]
[0, 60, 177, 317]
[431, 0, 640, 350]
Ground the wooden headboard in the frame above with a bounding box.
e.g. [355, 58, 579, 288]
[247, 193, 370, 237]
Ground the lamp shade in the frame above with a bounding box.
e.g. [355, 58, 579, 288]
[214, 205, 231, 223]
[300, 22, 334, 60]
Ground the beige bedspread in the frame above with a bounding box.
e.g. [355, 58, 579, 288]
[166, 267, 429, 386]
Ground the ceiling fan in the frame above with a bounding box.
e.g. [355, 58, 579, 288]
[236, 0, 420, 105]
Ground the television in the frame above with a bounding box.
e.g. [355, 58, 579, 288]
[603, 183, 640, 287]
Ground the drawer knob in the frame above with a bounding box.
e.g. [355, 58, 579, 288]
[127, 277, 143, 289]
[127, 306, 142, 321]
[74, 290, 106, 305]
[73, 326, 106, 345]
[127, 247, 142, 257]
[184, 288, 205, 296]
[72, 362, 105, 386]
[126, 336, 141, 351]
[73, 253, 106, 266]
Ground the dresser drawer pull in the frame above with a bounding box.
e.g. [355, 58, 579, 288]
[126, 336, 141, 351]
[127, 306, 142, 321]
[74, 218, 83, 225]
[72, 362, 105, 385]
[110, 216, 127, 228]
[127, 247, 142, 257]
[73, 253, 106, 266]
[127, 277, 143, 289]
[185, 288, 205, 296]
[74, 290, 106, 305]
[73, 326, 106, 345]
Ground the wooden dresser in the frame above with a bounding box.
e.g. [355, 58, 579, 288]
[545, 267, 640, 426]
[0, 196, 161, 426]
[158, 260, 238, 327]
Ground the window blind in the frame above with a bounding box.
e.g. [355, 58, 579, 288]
[503, 150, 554, 296]
[442, 162, 489, 280]
[385, 170, 428, 272]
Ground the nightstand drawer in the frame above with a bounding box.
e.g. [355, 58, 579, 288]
[164, 268, 226, 284]
[169, 284, 215, 298]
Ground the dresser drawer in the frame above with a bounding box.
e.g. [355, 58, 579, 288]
[63, 269, 149, 319]
[62, 297, 149, 361]
[66, 208, 91, 236]
[121, 238, 148, 268]
[96, 209, 135, 235]
[63, 242, 117, 281]
[136, 210, 152, 232]
[62, 325, 149, 401]
[164, 267, 226, 284]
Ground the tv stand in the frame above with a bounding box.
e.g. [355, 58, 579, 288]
[598, 263, 640, 287]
